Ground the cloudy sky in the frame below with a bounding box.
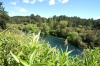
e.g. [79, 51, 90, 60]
[0, 0, 100, 19]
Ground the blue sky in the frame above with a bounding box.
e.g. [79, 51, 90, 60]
[0, 0, 100, 19]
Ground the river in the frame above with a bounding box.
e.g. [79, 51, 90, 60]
[41, 35, 83, 56]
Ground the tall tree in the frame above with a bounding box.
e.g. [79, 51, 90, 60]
[0, 2, 9, 29]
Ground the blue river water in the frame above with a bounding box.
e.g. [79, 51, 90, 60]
[41, 35, 83, 56]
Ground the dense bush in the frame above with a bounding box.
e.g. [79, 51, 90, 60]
[67, 31, 79, 43]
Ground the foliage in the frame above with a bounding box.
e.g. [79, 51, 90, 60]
[67, 31, 79, 43]
[0, 2, 9, 29]
[0, 31, 25, 65]
[0, 30, 100, 66]
[4, 23, 100, 49]
[80, 30, 100, 48]
[41, 23, 50, 35]
[59, 20, 68, 28]
[23, 24, 38, 33]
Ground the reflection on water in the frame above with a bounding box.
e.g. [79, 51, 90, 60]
[41, 35, 83, 56]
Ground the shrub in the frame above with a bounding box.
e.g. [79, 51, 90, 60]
[67, 31, 79, 43]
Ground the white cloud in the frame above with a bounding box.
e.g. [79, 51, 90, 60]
[10, 2, 16, 5]
[30, 0, 36, 4]
[19, 8, 27, 12]
[38, 0, 43, 2]
[22, 0, 68, 5]
[49, 0, 55, 5]
[23, 0, 36, 4]
[23, 0, 29, 3]
[62, 0, 68, 3]
[15, 7, 27, 13]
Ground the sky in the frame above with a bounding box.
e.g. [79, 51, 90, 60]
[0, 0, 100, 19]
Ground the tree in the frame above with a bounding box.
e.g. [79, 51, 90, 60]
[41, 23, 50, 35]
[0, 2, 9, 29]
[30, 14, 35, 19]
[67, 31, 79, 43]
[59, 20, 68, 28]
[35, 15, 43, 27]
[48, 18, 55, 29]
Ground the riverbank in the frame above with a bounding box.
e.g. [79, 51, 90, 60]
[5, 24, 100, 49]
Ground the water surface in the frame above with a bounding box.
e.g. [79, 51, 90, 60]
[41, 35, 83, 56]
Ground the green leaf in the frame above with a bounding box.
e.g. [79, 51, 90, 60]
[0, 42, 2, 46]
[29, 50, 36, 65]
[10, 51, 20, 63]
[30, 46, 36, 54]
[61, 53, 66, 61]
[20, 59, 29, 66]
[30, 63, 47, 66]
[67, 50, 73, 56]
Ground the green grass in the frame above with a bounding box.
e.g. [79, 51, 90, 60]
[0, 29, 100, 66]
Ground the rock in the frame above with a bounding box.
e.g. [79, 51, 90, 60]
[64, 39, 68, 46]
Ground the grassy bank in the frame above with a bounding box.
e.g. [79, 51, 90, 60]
[0, 29, 100, 66]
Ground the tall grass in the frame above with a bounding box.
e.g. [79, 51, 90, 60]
[0, 30, 100, 66]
